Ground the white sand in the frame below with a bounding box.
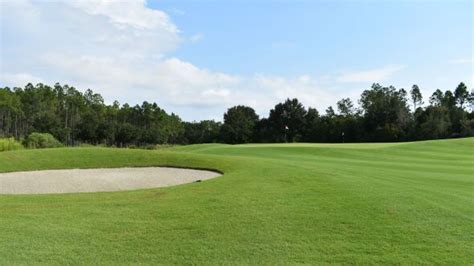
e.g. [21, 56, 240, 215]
[0, 167, 221, 194]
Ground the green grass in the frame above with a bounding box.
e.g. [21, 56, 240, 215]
[0, 138, 473, 264]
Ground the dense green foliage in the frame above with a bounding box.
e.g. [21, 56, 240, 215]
[23, 132, 63, 149]
[0, 138, 473, 264]
[0, 83, 184, 146]
[182, 120, 221, 144]
[1, 82, 473, 145]
[266, 98, 308, 142]
[0, 137, 23, 152]
[221, 105, 259, 143]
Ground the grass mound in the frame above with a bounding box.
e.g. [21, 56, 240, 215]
[0, 138, 473, 264]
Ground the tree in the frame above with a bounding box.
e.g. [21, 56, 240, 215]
[161, 113, 185, 144]
[267, 98, 307, 142]
[468, 89, 474, 109]
[63, 85, 84, 145]
[360, 84, 411, 141]
[337, 98, 355, 116]
[221, 106, 259, 144]
[429, 89, 444, 106]
[302, 107, 320, 142]
[442, 90, 456, 109]
[0, 88, 22, 138]
[460, 118, 474, 136]
[2, 81, 473, 145]
[184, 120, 221, 144]
[454, 82, 469, 108]
[116, 123, 138, 147]
[410, 84, 423, 110]
[253, 118, 272, 143]
[325, 106, 336, 118]
[0, 82, 194, 147]
[78, 89, 105, 144]
[419, 106, 452, 139]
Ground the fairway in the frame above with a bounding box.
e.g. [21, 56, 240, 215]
[0, 138, 473, 264]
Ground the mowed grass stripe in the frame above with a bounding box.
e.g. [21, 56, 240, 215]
[191, 146, 472, 178]
[182, 142, 473, 165]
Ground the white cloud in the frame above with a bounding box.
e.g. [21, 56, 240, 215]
[0, 0, 388, 121]
[1, 0, 180, 61]
[70, 0, 178, 32]
[338, 65, 405, 82]
[37, 54, 241, 107]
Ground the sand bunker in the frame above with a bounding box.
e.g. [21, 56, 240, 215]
[0, 167, 221, 194]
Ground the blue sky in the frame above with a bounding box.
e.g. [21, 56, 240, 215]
[159, 1, 472, 75]
[1, 0, 472, 121]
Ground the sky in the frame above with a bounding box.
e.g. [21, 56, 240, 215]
[0, 0, 472, 121]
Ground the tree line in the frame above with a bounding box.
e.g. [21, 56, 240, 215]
[0, 82, 472, 146]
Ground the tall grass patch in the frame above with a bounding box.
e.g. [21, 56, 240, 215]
[0, 138, 23, 152]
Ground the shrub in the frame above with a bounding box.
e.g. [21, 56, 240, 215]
[23, 133, 63, 149]
[0, 138, 24, 152]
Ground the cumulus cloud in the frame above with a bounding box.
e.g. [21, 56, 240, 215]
[0, 0, 379, 120]
[70, 0, 178, 31]
[338, 65, 405, 83]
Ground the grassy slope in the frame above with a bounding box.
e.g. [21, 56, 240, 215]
[0, 138, 473, 264]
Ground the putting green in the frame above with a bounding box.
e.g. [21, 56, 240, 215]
[0, 138, 473, 264]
